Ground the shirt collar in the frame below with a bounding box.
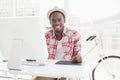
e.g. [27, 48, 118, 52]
[52, 27, 68, 39]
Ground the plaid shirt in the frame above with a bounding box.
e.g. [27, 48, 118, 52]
[45, 27, 81, 60]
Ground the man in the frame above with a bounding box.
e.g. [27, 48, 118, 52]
[35, 7, 82, 80]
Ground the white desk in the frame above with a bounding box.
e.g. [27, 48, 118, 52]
[0, 60, 90, 79]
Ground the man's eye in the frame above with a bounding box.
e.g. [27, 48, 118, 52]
[58, 19, 61, 21]
[52, 20, 56, 22]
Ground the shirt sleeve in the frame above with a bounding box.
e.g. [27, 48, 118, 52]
[73, 30, 81, 56]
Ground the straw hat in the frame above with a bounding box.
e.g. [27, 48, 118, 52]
[47, 6, 66, 19]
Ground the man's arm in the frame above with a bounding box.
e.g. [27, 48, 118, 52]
[72, 31, 82, 63]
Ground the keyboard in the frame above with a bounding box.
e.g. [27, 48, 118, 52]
[22, 61, 45, 66]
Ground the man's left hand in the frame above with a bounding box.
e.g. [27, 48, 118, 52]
[72, 54, 82, 63]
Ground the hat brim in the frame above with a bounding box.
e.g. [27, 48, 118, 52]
[47, 7, 66, 19]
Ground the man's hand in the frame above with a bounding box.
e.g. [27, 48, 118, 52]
[72, 54, 82, 63]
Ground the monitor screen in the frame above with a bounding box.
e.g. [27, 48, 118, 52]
[0, 17, 48, 62]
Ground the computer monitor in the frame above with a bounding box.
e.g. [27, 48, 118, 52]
[0, 17, 48, 62]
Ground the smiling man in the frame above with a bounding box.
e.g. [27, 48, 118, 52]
[46, 7, 82, 62]
[35, 7, 82, 80]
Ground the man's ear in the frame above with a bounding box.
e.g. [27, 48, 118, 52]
[49, 19, 52, 25]
[64, 18, 66, 23]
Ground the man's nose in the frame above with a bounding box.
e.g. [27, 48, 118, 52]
[55, 24, 60, 26]
[55, 21, 60, 26]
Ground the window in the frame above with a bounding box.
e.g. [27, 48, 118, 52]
[0, 0, 12, 17]
[0, 0, 39, 17]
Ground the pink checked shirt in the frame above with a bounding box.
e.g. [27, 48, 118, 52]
[45, 27, 81, 60]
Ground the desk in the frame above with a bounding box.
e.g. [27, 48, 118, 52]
[0, 60, 90, 79]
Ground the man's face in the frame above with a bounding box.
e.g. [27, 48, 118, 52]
[49, 12, 65, 32]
